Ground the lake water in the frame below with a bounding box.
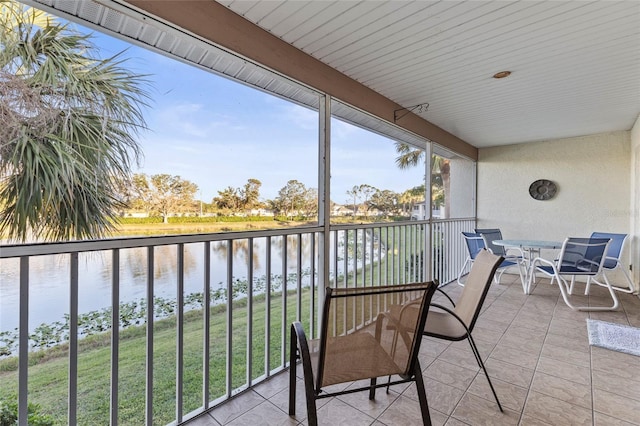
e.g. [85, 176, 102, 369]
[0, 238, 310, 332]
[0, 231, 379, 332]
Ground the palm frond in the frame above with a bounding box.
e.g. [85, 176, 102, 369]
[0, 0, 151, 241]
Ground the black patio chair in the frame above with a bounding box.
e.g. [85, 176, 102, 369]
[289, 281, 437, 426]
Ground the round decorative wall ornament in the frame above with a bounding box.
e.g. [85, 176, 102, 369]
[529, 179, 557, 201]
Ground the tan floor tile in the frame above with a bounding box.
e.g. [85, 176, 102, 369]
[627, 313, 640, 328]
[478, 312, 516, 327]
[209, 390, 266, 425]
[484, 358, 535, 389]
[482, 305, 519, 321]
[503, 325, 548, 342]
[518, 415, 554, 425]
[185, 413, 222, 426]
[547, 317, 589, 340]
[588, 310, 629, 323]
[269, 379, 331, 422]
[467, 374, 527, 412]
[592, 368, 640, 399]
[444, 417, 472, 426]
[428, 408, 450, 426]
[451, 393, 520, 426]
[523, 391, 591, 426]
[536, 356, 591, 386]
[540, 341, 591, 368]
[594, 411, 639, 426]
[225, 401, 299, 426]
[472, 324, 506, 344]
[543, 332, 590, 353]
[498, 333, 544, 354]
[552, 306, 590, 322]
[419, 354, 437, 371]
[424, 359, 479, 391]
[509, 315, 551, 333]
[474, 317, 511, 333]
[593, 387, 640, 424]
[377, 394, 443, 426]
[489, 343, 540, 370]
[449, 336, 495, 357]
[438, 345, 484, 371]
[591, 346, 640, 377]
[420, 336, 451, 358]
[530, 371, 592, 409]
[337, 381, 400, 418]
[403, 375, 464, 415]
[311, 398, 375, 426]
[253, 372, 291, 399]
[523, 296, 558, 312]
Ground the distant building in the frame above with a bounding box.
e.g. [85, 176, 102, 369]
[410, 202, 443, 220]
[331, 204, 355, 216]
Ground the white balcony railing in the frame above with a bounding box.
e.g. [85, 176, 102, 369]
[0, 218, 473, 425]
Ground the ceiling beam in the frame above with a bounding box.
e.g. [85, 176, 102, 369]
[126, 0, 477, 160]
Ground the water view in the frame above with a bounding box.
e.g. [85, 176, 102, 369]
[0, 229, 382, 334]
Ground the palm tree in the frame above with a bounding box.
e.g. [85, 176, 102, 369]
[394, 142, 450, 218]
[0, 0, 150, 241]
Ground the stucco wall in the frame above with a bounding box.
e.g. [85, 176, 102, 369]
[449, 158, 476, 218]
[631, 115, 640, 288]
[477, 131, 636, 289]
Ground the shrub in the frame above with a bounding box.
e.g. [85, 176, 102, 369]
[0, 399, 54, 426]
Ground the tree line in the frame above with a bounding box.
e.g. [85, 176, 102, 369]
[120, 174, 429, 221]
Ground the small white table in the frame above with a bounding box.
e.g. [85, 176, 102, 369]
[494, 239, 563, 294]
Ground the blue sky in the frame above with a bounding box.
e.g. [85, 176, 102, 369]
[91, 28, 424, 205]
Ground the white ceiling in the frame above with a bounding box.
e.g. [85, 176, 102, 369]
[216, 0, 640, 147]
[23, 0, 640, 149]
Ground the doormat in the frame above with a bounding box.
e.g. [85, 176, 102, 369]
[586, 319, 640, 357]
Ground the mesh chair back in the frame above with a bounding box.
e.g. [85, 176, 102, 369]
[558, 237, 610, 274]
[462, 232, 485, 260]
[316, 282, 434, 388]
[591, 232, 628, 269]
[475, 228, 506, 256]
[454, 249, 503, 331]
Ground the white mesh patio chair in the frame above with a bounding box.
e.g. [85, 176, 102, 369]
[475, 228, 526, 287]
[587, 232, 635, 294]
[530, 237, 618, 311]
[458, 231, 521, 287]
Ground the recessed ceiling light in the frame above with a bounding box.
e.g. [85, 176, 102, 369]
[493, 71, 511, 79]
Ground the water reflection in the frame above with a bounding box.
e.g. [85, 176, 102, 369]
[0, 231, 381, 333]
[1, 235, 317, 332]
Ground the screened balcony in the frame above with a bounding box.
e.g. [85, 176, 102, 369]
[3, 1, 639, 425]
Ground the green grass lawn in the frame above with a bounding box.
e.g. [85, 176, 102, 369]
[0, 289, 314, 425]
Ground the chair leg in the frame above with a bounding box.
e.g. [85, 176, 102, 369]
[290, 323, 319, 424]
[289, 330, 297, 416]
[603, 265, 636, 294]
[413, 360, 432, 426]
[554, 275, 620, 311]
[369, 377, 377, 400]
[467, 333, 503, 412]
[457, 258, 471, 286]
[585, 277, 592, 295]
[586, 274, 620, 311]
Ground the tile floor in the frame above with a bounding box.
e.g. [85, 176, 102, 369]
[185, 274, 640, 425]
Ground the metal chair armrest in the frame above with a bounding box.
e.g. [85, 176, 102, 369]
[434, 287, 456, 307]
